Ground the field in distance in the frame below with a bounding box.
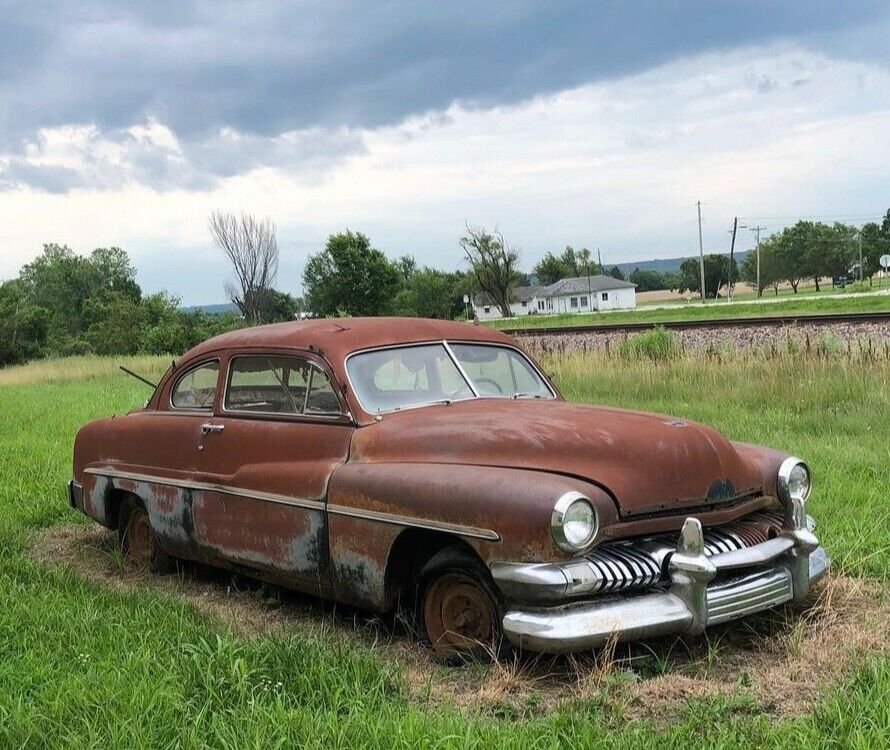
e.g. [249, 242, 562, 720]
[487, 287, 890, 330]
[0, 346, 887, 748]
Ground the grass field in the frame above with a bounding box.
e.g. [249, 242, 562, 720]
[487, 289, 890, 330]
[0, 349, 887, 748]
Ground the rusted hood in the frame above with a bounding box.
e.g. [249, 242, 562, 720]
[350, 399, 766, 515]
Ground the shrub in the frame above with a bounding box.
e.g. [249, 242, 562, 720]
[615, 326, 680, 361]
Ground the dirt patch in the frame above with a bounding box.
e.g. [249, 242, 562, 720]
[32, 523, 889, 722]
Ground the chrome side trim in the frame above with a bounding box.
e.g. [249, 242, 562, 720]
[83, 467, 326, 512]
[83, 467, 500, 541]
[326, 503, 501, 541]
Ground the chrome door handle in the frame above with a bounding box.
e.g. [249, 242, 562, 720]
[200, 423, 225, 435]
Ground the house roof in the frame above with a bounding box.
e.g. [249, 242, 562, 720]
[542, 274, 636, 296]
[474, 285, 543, 306]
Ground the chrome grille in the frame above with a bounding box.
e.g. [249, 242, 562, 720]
[583, 542, 663, 594]
[583, 510, 787, 595]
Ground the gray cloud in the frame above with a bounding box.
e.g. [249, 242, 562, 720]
[0, 0, 887, 191]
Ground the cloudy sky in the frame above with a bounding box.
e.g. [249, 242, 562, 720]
[2, 1, 889, 304]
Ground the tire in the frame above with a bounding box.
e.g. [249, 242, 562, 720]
[117, 496, 173, 574]
[417, 546, 504, 662]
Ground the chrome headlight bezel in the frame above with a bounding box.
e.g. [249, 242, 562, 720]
[551, 491, 599, 552]
[777, 456, 812, 504]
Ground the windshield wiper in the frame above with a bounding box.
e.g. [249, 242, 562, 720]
[512, 392, 544, 399]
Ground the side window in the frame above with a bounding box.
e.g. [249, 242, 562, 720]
[305, 367, 342, 415]
[225, 356, 310, 414]
[171, 361, 220, 409]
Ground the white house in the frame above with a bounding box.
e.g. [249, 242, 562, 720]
[472, 285, 543, 320]
[537, 275, 637, 314]
[472, 275, 636, 320]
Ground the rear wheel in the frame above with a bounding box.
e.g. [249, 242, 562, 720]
[419, 547, 503, 661]
[118, 496, 172, 573]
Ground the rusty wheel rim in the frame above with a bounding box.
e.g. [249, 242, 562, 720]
[125, 506, 154, 563]
[423, 573, 495, 655]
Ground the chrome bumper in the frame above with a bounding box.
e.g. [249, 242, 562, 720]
[495, 500, 830, 654]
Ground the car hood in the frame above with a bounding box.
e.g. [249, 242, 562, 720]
[350, 399, 766, 515]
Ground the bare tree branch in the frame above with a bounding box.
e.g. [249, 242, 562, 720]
[209, 211, 279, 324]
[460, 224, 518, 317]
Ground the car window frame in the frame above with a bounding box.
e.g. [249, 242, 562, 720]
[168, 357, 222, 413]
[220, 350, 350, 424]
[343, 339, 556, 415]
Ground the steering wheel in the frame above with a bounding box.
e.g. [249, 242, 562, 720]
[474, 377, 504, 396]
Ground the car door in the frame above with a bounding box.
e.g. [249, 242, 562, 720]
[88, 357, 223, 558]
[190, 350, 353, 592]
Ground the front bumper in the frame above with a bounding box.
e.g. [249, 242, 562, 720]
[495, 499, 830, 653]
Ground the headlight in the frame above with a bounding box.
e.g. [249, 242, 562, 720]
[777, 457, 811, 504]
[551, 492, 598, 552]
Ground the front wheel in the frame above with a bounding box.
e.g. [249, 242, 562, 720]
[118, 496, 172, 573]
[419, 547, 503, 661]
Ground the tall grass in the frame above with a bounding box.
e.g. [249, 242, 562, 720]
[0, 354, 172, 386]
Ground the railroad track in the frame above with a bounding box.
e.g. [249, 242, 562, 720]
[502, 310, 890, 336]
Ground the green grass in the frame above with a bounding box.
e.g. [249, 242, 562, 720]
[0, 353, 888, 748]
[489, 289, 890, 330]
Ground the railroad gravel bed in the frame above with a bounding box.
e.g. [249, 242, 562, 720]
[518, 321, 890, 355]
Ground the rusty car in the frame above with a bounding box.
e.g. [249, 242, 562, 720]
[69, 317, 828, 656]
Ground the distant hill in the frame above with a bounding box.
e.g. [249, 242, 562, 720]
[181, 302, 239, 315]
[614, 249, 749, 276]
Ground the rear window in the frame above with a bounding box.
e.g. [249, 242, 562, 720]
[171, 361, 220, 409]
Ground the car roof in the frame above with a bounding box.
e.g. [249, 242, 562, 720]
[180, 317, 519, 364]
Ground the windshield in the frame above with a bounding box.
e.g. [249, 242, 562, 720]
[346, 342, 553, 413]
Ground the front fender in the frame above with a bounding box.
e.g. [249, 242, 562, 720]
[325, 462, 618, 610]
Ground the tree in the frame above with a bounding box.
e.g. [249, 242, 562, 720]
[532, 245, 598, 285]
[677, 255, 738, 298]
[607, 265, 625, 281]
[460, 226, 519, 318]
[209, 211, 279, 324]
[397, 255, 417, 282]
[0, 279, 49, 366]
[629, 268, 672, 292]
[741, 237, 784, 296]
[394, 267, 455, 319]
[255, 288, 299, 323]
[19, 243, 142, 353]
[84, 291, 145, 355]
[859, 222, 886, 282]
[303, 230, 402, 316]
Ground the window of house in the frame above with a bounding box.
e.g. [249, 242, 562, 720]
[580, 296, 588, 307]
[601, 292, 609, 301]
[537, 300, 545, 311]
[483, 306, 490, 314]
[521, 301, 527, 307]
[171, 361, 219, 409]
[570, 297, 578, 308]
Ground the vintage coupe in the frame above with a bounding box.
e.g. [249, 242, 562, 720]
[69, 318, 828, 656]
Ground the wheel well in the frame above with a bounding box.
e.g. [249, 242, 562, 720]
[105, 488, 136, 530]
[383, 529, 481, 610]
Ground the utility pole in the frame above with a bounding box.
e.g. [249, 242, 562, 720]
[696, 201, 705, 302]
[859, 231, 863, 282]
[597, 247, 602, 274]
[728, 217, 737, 303]
[740, 223, 766, 297]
